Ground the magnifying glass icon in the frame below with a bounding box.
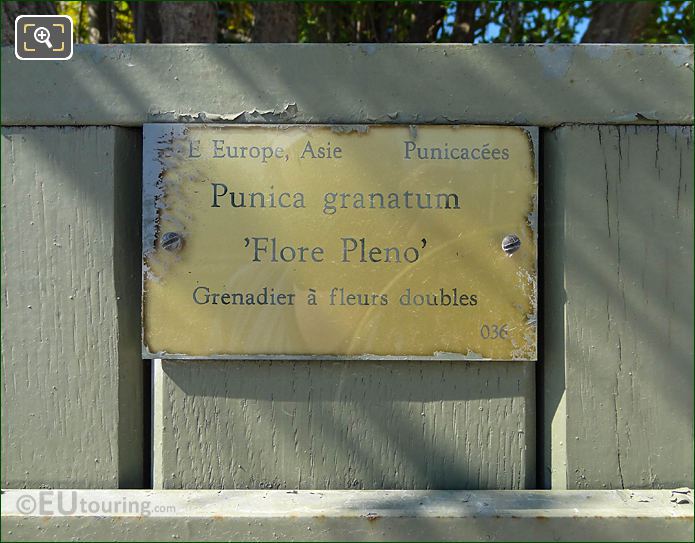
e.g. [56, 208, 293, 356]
[33, 26, 53, 49]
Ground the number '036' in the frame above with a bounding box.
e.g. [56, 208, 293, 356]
[480, 324, 509, 340]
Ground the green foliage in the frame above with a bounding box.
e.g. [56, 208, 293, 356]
[56, 1, 89, 43]
[474, 2, 594, 43]
[54, 1, 693, 45]
[298, 2, 425, 42]
[57, 1, 134, 43]
[113, 2, 135, 43]
[640, 1, 693, 44]
[218, 1, 254, 43]
[273, 0, 694, 44]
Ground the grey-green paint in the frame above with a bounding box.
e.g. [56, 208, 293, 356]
[543, 125, 693, 489]
[1, 45, 692, 127]
[154, 360, 535, 489]
[1, 127, 143, 488]
[1, 489, 692, 542]
[0, 43, 692, 527]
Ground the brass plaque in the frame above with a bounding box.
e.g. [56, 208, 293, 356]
[143, 124, 537, 360]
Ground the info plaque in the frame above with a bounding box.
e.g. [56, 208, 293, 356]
[143, 124, 537, 360]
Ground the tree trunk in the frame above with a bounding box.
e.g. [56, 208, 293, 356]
[251, 2, 298, 42]
[451, 1, 477, 43]
[406, 1, 446, 43]
[582, 1, 656, 43]
[153, 2, 218, 43]
[130, 1, 162, 43]
[506, 2, 522, 43]
[2, 1, 56, 45]
[90, 1, 115, 44]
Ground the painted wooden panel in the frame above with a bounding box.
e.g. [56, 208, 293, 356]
[2, 45, 692, 127]
[543, 125, 693, 489]
[1, 127, 143, 488]
[155, 360, 535, 489]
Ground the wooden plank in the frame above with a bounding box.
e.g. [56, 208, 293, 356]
[1, 45, 692, 127]
[1, 127, 143, 488]
[2, 489, 692, 542]
[543, 125, 693, 489]
[154, 360, 535, 489]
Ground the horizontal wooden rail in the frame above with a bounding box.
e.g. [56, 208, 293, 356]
[2, 489, 692, 541]
[1, 44, 692, 127]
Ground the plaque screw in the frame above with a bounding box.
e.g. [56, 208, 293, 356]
[161, 231, 183, 252]
[502, 234, 521, 256]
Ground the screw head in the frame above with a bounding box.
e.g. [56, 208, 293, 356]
[161, 231, 183, 252]
[502, 234, 521, 256]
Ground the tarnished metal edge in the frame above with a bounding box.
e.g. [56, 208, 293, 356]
[515, 126, 539, 361]
[141, 351, 495, 362]
[142, 124, 191, 354]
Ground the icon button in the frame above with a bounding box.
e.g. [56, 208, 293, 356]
[15, 15, 73, 60]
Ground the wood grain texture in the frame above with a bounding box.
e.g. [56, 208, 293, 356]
[543, 125, 693, 489]
[1, 127, 143, 488]
[155, 360, 535, 490]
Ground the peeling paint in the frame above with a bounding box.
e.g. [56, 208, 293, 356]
[142, 124, 186, 260]
[610, 111, 660, 123]
[3, 45, 692, 127]
[511, 268, 537, 361]
[148, 103, 300, 124]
